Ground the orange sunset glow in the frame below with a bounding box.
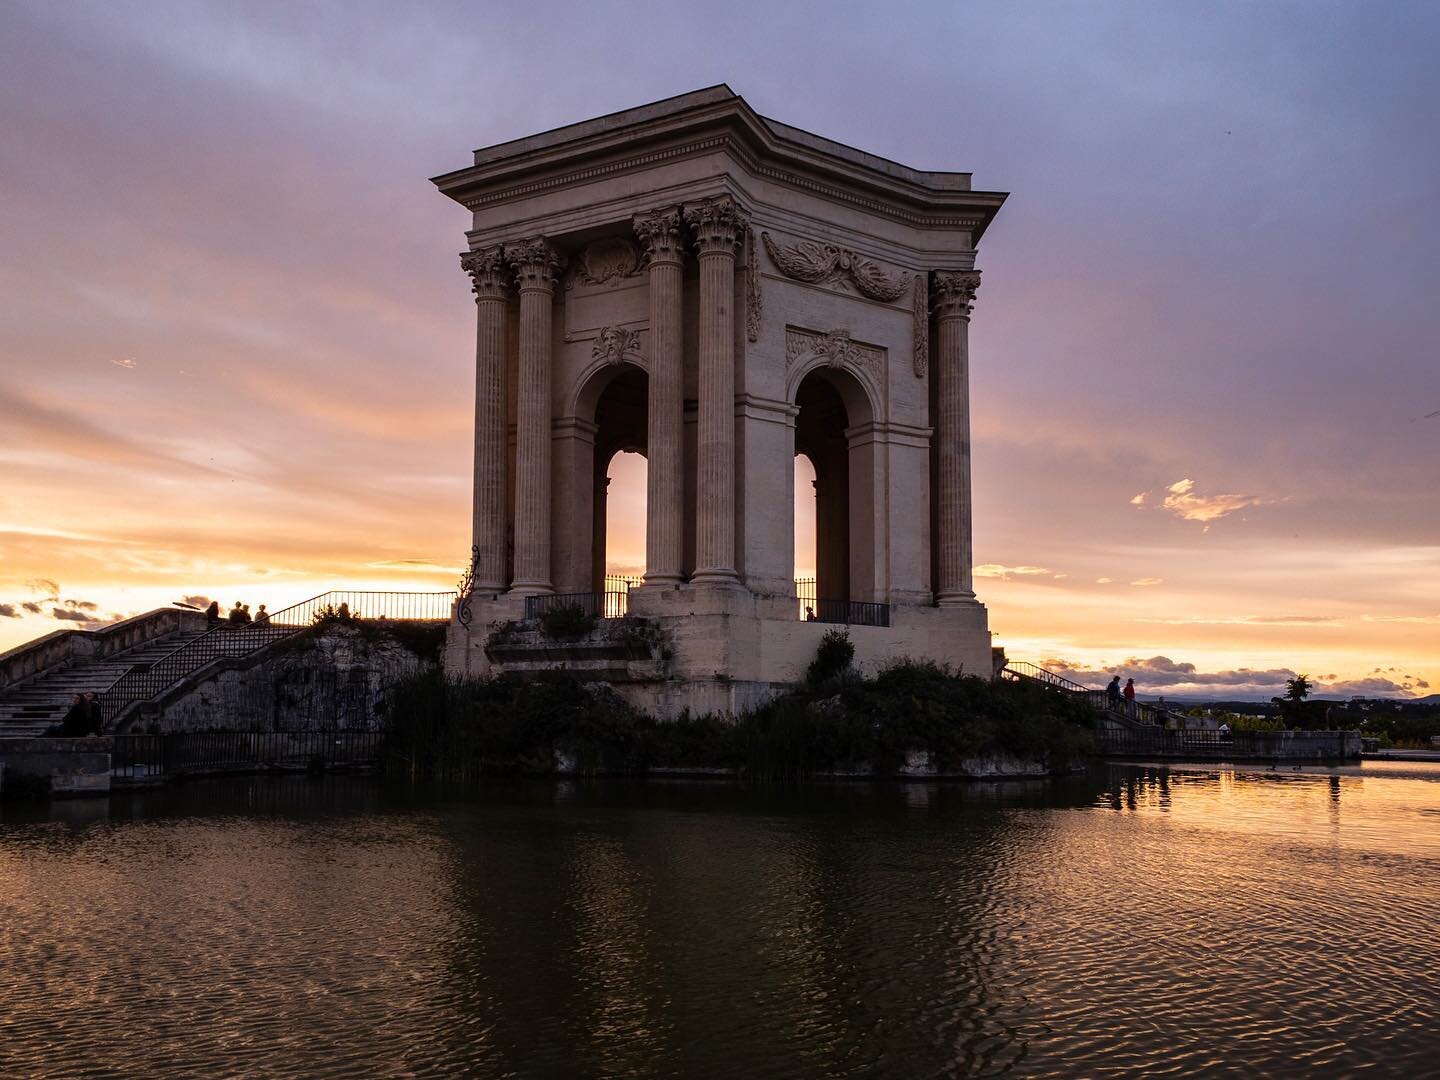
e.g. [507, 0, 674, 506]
[2, 3, 1436, 702]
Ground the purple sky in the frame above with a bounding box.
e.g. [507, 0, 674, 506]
[2, 1, 1437, 698]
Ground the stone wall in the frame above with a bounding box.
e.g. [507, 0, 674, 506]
[146, 623, 441, 733]
[0, 737, 112, 797]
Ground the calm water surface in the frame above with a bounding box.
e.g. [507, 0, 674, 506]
[2, 763, 1438, 1078]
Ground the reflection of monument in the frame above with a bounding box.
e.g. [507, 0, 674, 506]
[434, 86, 1007, 714]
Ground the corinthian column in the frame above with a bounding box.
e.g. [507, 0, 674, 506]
[683, 196, 748, 587]
[932, 270, 981, 605]
[633, 208, 686, 586]
[459, 245, 511, 592]
[506, 237, 564, 595]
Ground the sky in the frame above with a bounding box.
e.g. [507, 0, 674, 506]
[1, 0, 1437, 699]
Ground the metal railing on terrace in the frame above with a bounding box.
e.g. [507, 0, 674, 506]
[110, 730, 384, 780]
[794, 579, 891, 627]
[99, 590, 455, 723]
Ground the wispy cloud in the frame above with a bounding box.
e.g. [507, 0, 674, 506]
[1139, 614, 1343, 627]
[974, 563, 1058, 581]
[1131, 478, 1272, 526]
[0, 604, 19, 618]
[1129, 577, 1164, 586]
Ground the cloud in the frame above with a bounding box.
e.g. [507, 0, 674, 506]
[1325, 677, 1412, 696]
[21, 602, 43, 614]
[1138, 614, 1343, 627]
[1129, 577, 1164, 586]
[1130, 478, 1271, 525]
[974, 563, 1057, 581]
[51, 607, 90, 622]
[26, 578, 60, 599]
[1041, 654, 1428, 699]
[110, 356, 137, 369]
[1362, 613, 1440, 624]
[61, 599, 99, 611]
[182, 594, 213, 609]
[1096, 577, 1113, 584]
[0, 604, 19, 618]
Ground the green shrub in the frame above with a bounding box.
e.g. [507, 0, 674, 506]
[806, 628, 855, 686]
[382, 659, 1095, 781]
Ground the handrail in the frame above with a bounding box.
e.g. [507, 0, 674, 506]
[1002, 661, 1166, 727]
[98, 590, 455, 723]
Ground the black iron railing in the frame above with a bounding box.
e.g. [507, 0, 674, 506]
[99, 591, 455, 723]
[523, 592, 600, 620]
[793, 580, 890, 627]
[1001, 661, 1166, 727]
[1000, 661, 1092, 694]
[110, 731, 384, 780]
[796, 577, 817, 621]
[522, 576, 642, 621]
[603, 575, 642, 618]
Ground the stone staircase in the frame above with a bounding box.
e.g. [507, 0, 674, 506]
[0, 630, 209, 735]
[1000, 660, 1162, 728]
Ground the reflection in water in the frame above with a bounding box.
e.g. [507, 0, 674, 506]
[1, 765, 1438, 1077]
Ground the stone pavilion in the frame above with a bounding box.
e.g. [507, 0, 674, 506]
[433, 86, 1007, 715]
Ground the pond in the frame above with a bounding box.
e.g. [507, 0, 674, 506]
[2, 762, 1437, 1077]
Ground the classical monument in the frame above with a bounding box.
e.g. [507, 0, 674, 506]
[433, 86, 1007, 715]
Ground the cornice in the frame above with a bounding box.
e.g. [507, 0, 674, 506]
[434, 90, 1007, 240]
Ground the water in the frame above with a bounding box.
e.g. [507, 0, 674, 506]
[2, 763, 1438, 1078]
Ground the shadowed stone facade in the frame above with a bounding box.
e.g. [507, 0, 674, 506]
[433, 86, 1007, 715]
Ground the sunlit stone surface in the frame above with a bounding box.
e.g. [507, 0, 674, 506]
[2, 765, 1438, 1076]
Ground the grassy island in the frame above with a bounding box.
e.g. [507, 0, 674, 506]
[384, 631, 1094, 780]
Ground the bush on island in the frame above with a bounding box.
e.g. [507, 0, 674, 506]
[383, 638, 1095, 780]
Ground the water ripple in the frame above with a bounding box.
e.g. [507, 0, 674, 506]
[1, 767, 1437, 1077]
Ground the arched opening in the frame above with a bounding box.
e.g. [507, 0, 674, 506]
[602, 449, 646, 613]
[792, 365, 878, 620]
[582, 363, 648, 611]
[794, 453, 817, 618]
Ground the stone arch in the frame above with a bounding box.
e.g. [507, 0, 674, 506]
[783, 327, 883, 427]
[792, 364, 880, 608]
[553, 359, 648, 595]
[565, 326, 647, 418]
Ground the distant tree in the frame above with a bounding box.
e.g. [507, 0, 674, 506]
[1272, 674, 1324, 729]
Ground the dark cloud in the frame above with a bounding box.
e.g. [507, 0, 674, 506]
[61, 598, 99, 611]
[21, 602, 43, 614]
[0, 604, 19, 618]
[1044, 655, 1427, 699]
[182, 595, 213, 609]
[51, 607, 90, 622]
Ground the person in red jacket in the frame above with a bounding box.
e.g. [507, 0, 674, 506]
[1123, 678, 1137, 717]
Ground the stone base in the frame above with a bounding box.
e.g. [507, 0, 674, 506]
[444, 587, 991, 718]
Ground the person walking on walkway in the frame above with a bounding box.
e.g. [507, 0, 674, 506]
[1123, 678, 1137, 717]
[1106, 675, 1122, 711]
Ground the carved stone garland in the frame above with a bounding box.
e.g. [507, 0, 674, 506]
[745, 227, 762, 342]
[785, 327, 884, 389]
[760, 232, 910, 302]
[912, 273, 930, 379]
[568, 236, 642, 289]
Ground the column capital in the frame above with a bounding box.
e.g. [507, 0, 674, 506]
[682, 196, 749, 257]
[633, 207, 686, 266]
[932, 270, 981, 320]
[506, 237, 565, 292]
[460, 244, 510, 301]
